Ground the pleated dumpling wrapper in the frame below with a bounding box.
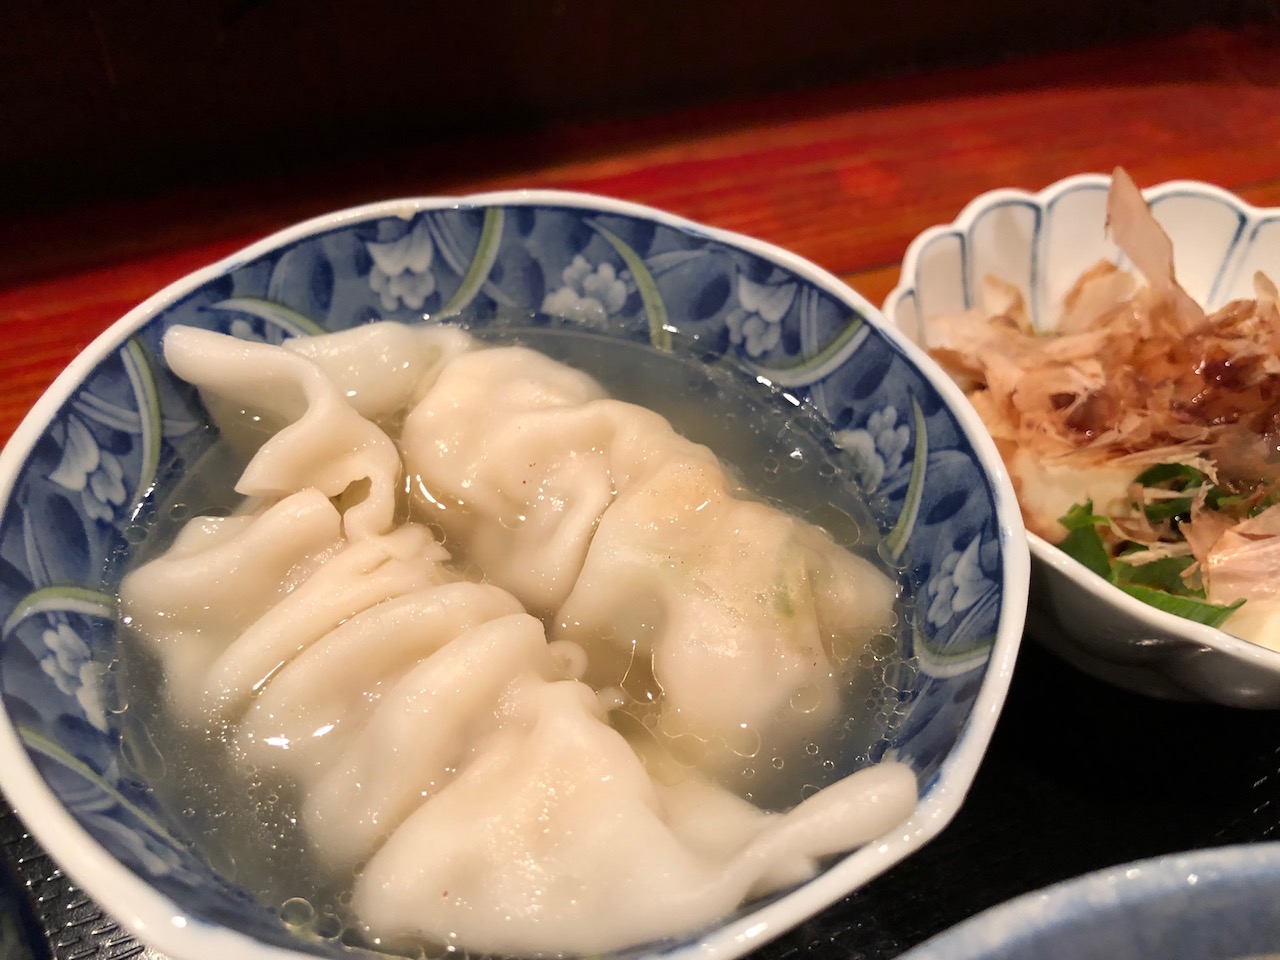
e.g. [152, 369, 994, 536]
[120, 322, 915, 956]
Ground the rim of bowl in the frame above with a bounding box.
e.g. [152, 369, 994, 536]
[897, 840, 1280, 960]
[0, 189, 1029, 960]
[883, 173, 1280, 691]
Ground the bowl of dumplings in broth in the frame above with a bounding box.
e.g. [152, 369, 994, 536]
[0, 192, 1028, 960]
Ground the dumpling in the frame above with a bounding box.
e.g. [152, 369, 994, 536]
[398, 345, 620, 613]
[120, 321, 916, 958]
[400, 342, 899, 767]
[285, 606, 553, 872]
[128, 325, 472, 718]
[163, 323, 471, 538]
[355, 680, 916, 957]
[556, 451, 898, 774]
[121, 489, 451, 719]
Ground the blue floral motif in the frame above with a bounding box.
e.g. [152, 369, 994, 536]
[541, 254, 633, 327]
[833, 405, 911, 492]
[367, 219, 436, 311]
[38, 616, 109, 733]
[80, 799, 192, 879]
[726, 274, 797, 357]
[47, 414, 127, 523]
[925, 536, 991, 629]
[228, 316, 290, 345]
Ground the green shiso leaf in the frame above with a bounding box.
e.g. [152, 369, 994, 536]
[1112, 554, 1200, 596]
[1056, 500, 1113, 579]
[1132, 462, 1207, 488]
[1115, 583, 1245, 628]
[1057, 484, 1247, 628]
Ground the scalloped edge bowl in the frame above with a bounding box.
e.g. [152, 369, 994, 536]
[884, 173, 1280, 707]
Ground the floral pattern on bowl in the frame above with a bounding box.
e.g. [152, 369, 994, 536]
[884, 173, 1280, 707]
[0, 192, 1027, 960]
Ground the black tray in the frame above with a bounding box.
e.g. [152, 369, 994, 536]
[3, 637, 1278, 960]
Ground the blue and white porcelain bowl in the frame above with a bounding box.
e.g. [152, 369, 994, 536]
[885, 174, 1280, 708]
[0, 192, 1027, 960]
[897, 842, 1280, 960]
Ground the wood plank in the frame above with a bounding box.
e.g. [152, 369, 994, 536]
[0, 1, 1241, 211]
[3, 24, 1280, 447]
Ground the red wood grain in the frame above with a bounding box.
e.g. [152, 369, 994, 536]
[3, 24, 1280, 447]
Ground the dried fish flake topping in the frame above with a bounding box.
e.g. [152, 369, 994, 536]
[925, 167, 1280, 648]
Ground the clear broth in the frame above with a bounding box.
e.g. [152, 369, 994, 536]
[117, 324, 919, 954]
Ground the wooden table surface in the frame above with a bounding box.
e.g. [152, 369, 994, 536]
[4, 21, 1280, 960]
[5, 23, 1280, 448]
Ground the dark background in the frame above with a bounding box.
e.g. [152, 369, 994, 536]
[2, 0, 1276, 215]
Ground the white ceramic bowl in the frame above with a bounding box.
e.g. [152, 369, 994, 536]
[0, 192, 1028, 960]
[885, 173, 1280, 707]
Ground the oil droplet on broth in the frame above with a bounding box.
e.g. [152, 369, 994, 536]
[882, 658, 918, 695]
[869, 632, 898, 661]
[496, 510, 526, 531]
[724, 723, 762, 759]
[619, 658, 663, 705]
[666, 733, 710, 768]
[789, 684, 824, 714]
[829, 634, 856, 664]
[280, 897, 316, 928]
[314, 911, 344, 939]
